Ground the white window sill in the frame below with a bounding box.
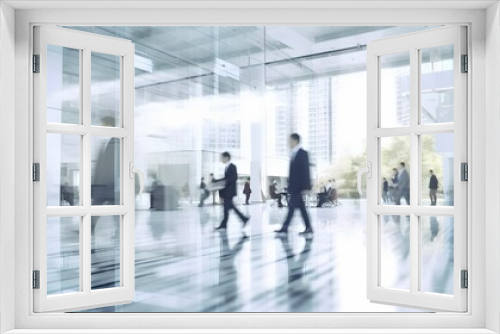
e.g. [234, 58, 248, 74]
[4, 329, 497, 334]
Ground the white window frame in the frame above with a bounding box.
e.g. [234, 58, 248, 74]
[2, 2, 498, 333]
[366, 26, 467, 312]
[32, 25, 137, 313]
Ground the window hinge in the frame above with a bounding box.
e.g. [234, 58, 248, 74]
[33, 270, 40, 289]
[33, 54, 40, 73]
[33, 163, 40, 182]
[461, 162, 468, 181]
[461, 270, 468, 289]
[461, 54, 468, 73]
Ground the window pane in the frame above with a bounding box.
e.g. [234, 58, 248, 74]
[421, 45, 454, 124]
[91, 52, 121, 127]
[421, 133, 454, 206]
[380, 215, 411, 290]
[91, 215, 121, 290]
[420, 216, 454, 295]
[47, 133, 80, 206]
[91, 136, 120, 205]
[47, 216, 80, 295]
[47, 45, 80, 124]
[381, 136, 410, 206]
[380, 52, 410, 128]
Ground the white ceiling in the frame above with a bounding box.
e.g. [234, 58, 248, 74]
[65, 25, 435, 98]
[4, 0, 496, 10]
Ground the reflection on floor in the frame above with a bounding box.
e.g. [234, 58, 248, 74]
[82, 200, 442, 312]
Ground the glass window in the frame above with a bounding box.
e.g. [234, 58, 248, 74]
[91, 52, 121, 127]
[421, 133, 454, 206]
[381, 136, 411, 206]
[380, 52, 410, 128]
[380, 215, 411, 290]
[420, 216, 454, 295]
[47, 216, 80, 295]
[91, 215, 121, 290]
[91, 136, 121, 206]
[47, 45, 80, 124]
[46, 133, 80, 206]
[421, 45, 454, 124]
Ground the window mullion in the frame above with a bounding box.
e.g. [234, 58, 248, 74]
[82, 47, 92, 295]
[409, 47, 420, 295]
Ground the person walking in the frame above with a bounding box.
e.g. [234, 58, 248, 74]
[243, 177, 251, 205]
[275, 133, 313, 236]
[395, 162, 410, 205]
[213, 152, 250, 230]
[429, 169, 438, 206]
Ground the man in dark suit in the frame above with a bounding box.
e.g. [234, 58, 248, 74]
[429, 169, 438, 206]
[275, 133, 313, 236]
[213, 152, 249, 230]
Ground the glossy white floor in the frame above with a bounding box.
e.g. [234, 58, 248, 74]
[66, 197, 457, 313]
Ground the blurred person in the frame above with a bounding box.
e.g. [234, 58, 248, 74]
[198, 177, 210, 207]
[275, 133, 313, 236]
[269, 180, 284, 207]
[243, 177, 251, 205]
[429, 169, 438, 206]
[90, 116, 120, 289]
[395, 162, 410, 205]
[390, 168, 399, 203]
[148, 170, 161, 210]
[91, 117, 119, 235]
[382, 177, 389, 203]
[213, 152, 250, 230]
[61, 181, 75, 206]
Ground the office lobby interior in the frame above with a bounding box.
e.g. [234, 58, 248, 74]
[39, 25, 459, 313]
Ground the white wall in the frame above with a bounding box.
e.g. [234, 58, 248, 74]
[0, 2, 16, 333]
[10, 6, 490, 331]
[485, 2, 500, 332]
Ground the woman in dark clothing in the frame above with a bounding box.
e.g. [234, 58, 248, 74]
[243, 177, 251, 205]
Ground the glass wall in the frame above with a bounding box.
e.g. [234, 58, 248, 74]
[56, 26, 441, 313]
